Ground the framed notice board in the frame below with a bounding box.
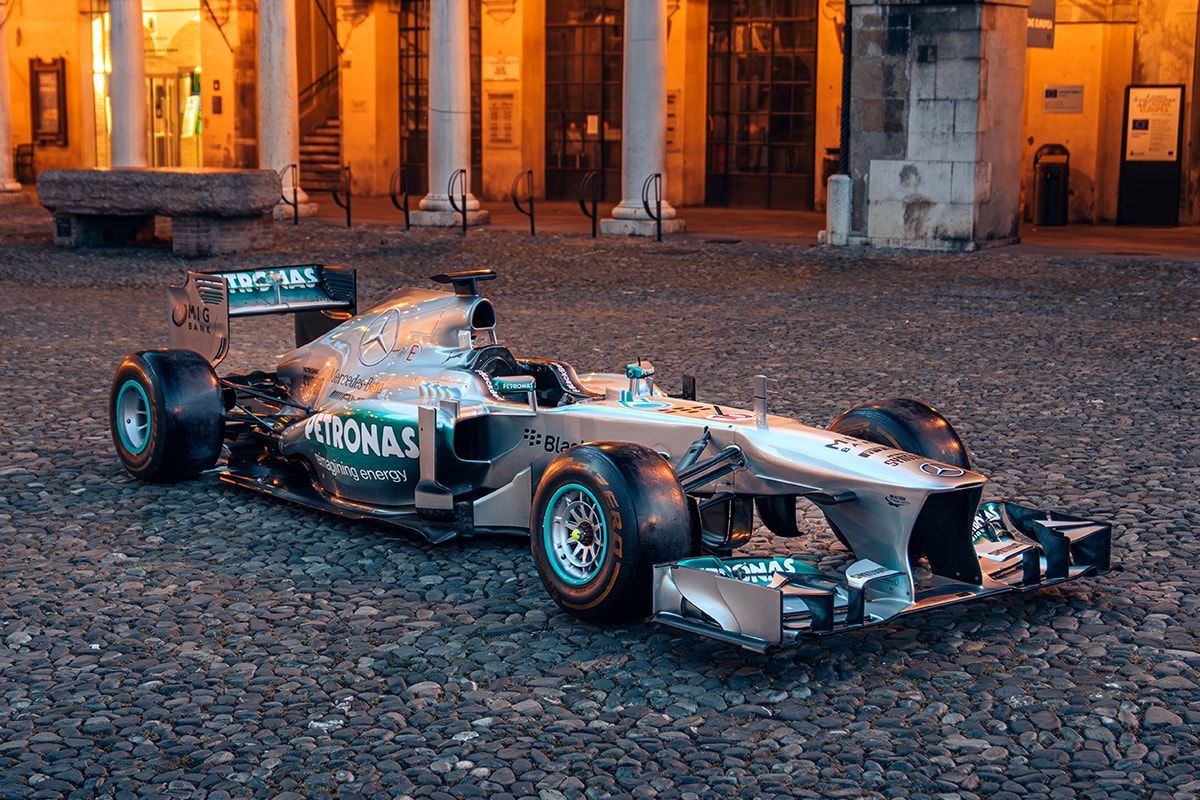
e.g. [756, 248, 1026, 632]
[1117, 84, 1184, 225]
[30, 58, 68, 147]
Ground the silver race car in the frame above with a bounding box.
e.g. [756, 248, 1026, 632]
[110, 267, 1110, 652]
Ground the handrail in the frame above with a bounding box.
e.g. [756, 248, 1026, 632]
[641, 172, 663, 242]
[312, 0, 344, 53]
[511, 169, 535, 237]
[298, 65, 339, 109]
[278, 164, 299, 226]
[447, 168, 468, 236]
[200, 0, 235, 54]
[578, 171, 599, 239]
[389, 166, 411, 230]
[331, 165, 352, 228]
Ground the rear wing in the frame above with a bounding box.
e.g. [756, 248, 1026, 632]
[167, 265, 356, 365]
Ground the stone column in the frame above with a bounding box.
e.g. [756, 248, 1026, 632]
[601, 0, 684, 237]
[109, 0, 148, 168]
[0, 3, 27, 202]
[846, 0, 1027, 250]
[258, 0, 314, 213]
[412, 0, 489, 226]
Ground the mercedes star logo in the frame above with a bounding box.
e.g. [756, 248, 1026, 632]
[358, 310, 399, 366]
[920, 463, 966, 478]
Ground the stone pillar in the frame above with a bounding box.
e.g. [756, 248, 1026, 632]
[846, 0, 1027, 250]
[258, 0, 314, 214]
[110, 0, 148, 168]
[0, 4, 27, 202]
[412, 0, 489, 226]
[601, 0, 684, 237]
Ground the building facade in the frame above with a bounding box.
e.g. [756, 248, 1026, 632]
[2, 0, 1199, 244]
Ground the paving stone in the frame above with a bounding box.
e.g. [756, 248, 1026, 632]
[0, 207, 1195, 798]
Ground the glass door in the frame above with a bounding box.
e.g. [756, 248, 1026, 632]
[706, 0, 818, 209]
[147, 75, 179, 167]
[545, 0, 623, 202]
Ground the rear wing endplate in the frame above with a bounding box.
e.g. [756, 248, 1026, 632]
[167, 265, 356, 365]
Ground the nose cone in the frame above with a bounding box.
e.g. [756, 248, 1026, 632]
[735, 422, 986, 495]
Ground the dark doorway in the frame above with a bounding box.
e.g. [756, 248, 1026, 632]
[397, 0, 483, 196]
[706, 0, 818, 209]
[545, 0, 624, 202]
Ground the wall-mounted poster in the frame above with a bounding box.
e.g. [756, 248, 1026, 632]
[487, 91, 517, 148]
[1043, 85, 1083, 113]
[483, 56, 519, 82]
[1117, 84, 1185, 225]
[30, 58, 68, 147]
[1124, 85, 1183, 162]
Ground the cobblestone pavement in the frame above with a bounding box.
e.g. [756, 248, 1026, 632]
[0, 207, 1197, 800]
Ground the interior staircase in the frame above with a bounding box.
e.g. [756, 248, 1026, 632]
[300, 117, 342, 194]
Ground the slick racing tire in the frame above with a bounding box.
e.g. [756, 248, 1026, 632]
[110, 349, 225, 482]
[825, 398, 970, 557]
[756, 495, 803, 538]
[531, 443, 693, 622]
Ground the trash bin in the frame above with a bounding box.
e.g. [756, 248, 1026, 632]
[1033, 144, 1069, 226]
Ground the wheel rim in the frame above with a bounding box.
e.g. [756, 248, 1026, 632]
[543, 483, 608, 586]
[115, 380, 151, 455]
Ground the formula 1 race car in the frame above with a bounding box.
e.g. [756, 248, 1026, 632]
[110, 267, 1111, 652]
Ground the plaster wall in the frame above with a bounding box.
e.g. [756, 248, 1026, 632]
[5, 0, 94, 172]
[1021, 1, 1135, 223]
[199, 5, 246, 167]
[815, 0, 845, 209]
[1133, 0, 1200, 222]
[480, 0, 530, 200]
[338, 0, 398, 196]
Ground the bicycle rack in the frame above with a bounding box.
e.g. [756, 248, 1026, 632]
[447, 168, 468, 236]
[331, 165, 352, 228]
[389, 166, 411, 230]
[278, 164, 299, 226]
[642, 172, 663, 242]
[578, 171, 600, 239]
[511, 169, 536, 237]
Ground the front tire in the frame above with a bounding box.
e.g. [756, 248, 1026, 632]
[825, 398, 970, 555]
[531, 443, 693, 622]
[110, 350, 225, 482]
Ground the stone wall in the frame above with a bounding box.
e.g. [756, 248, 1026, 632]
[848, 0, 1029, 249]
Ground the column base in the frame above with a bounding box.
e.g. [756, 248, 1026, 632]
[273, 200, 320, 221]
[409, 209, 491, 227]
[600, 218, 687, 238]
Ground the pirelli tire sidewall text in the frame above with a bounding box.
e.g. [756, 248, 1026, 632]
[110, 349, 225, 482]
[531, 443, 693, 622]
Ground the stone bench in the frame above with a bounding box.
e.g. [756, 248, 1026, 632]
[37, 168, 281, 257]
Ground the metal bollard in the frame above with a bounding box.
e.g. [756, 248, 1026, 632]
[641, 172, 663, 242]
[332, 165, 352, 228]
[511, 169, 536, 237]
[279, 164, 299, 226]
[578, 171, 599, 239]
[447, 168, 468, 236]
[389, 166, 411, 230]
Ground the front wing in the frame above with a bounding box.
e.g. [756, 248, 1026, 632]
[651, 502, 1111, 652]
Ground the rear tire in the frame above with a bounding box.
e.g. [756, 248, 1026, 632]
[110, 350, 224, 482]
[825, 398, 970, 555]
[531, 443, 693, 622]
